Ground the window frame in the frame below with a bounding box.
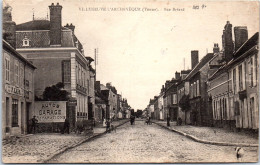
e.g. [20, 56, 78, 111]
[5, 54, 10, 82]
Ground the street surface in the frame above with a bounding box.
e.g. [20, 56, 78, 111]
[48, 120, 258, 163]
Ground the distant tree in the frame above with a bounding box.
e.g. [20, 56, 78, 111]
[179, 94, 190, 124]
[42, 82, 69, 101]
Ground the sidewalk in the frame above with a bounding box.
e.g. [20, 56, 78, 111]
[154, 120, 259, 147]
[2, 119, 129, 163]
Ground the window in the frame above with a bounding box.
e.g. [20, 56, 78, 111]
[249, 57, 253, 87]
[194, 82, 197, 97]
[83, 72, 85, 87]
[14, 61, 19, 85]
[197, 80, 200, 96]
[12, 99, 18, 127]
[238, 65, 243, 91]
[172, 94, 177, 104]
[62, 61, 71, 83]
[22, 37, 30, 47]
[5, 55, 10, 82]
[190, 84, 193, 98]
[75, 65, 78, 83]
[81, 70, 84, 86]
[87, 80, 90, 94]
[233, 68, 236, 94]
[78, 66, 81, 85]
[252, 55, 257, 86]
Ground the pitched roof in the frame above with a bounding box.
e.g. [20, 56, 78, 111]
[185, 53, 214, 80]
[233, 32, 259, 58]
[16, 20, 83, 53]
[209, 32, 259, 81]
[16, 20, 67, 31]
[16, 20, 50, 31]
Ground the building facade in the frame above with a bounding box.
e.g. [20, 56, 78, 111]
[185, 50, 214, 126]
[227, 32, 259, 130]
[15, 3, 94, 127]
[2, 6, 36, 138]
[2, 40, 36, 138]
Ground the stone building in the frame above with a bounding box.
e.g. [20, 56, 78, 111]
[15, 3, 94, 127]
[2, 5, 36, 138]
[185, 50, 214, 126]
[177, 69, 191, 124]
[163, 73, 180, 121]
[208, 21, 259, 131]
[227, 32, 258, 130]
[2, 40, 36, 138]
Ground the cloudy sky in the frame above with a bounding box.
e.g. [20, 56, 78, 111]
[4, 0, 259, 110]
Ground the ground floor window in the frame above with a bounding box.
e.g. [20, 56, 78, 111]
[12, 99, 18, 127]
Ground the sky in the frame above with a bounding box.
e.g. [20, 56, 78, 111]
[4, 0, 259, 110]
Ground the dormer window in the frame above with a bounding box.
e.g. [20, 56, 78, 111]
[22, 37, 30, 47]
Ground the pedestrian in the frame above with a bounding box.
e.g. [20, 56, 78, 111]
[63, 118, 70, 134]
[130, 115, 135, 125]
[148, 116, 151, 125]
[146, 116, 149, 125]
[106, 119, 111, 133]
[103, 118, 107, 127]
[30, 116, 38, 134]
[167, 115, 170, 127]
[177, 117, 182, 126]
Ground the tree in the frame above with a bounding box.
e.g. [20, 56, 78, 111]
[42, 82, 69, 101]
[179, 94, 190, 124]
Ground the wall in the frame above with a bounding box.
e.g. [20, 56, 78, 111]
[18, 50, 71, 98]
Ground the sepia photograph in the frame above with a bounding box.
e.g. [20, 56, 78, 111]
[2, 0, 259, 163]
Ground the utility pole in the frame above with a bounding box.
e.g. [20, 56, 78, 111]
[94, 48, 98, 81]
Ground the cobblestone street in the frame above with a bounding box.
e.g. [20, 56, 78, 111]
[2, 120, 128, 163]
[48, 120, 258, 163]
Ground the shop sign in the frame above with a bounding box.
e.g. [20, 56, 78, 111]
[5, 84, 24, 96]
[34, 101, 66, 123]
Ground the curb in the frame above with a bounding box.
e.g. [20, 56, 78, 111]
[41, 120, 129, 163]
[153, 122, 259, 147]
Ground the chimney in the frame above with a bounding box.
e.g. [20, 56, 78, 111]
[65, 23, 75, 34]
[213, 43, 219, 54]
[175, 71, 181, 80]
[49, 3, 62, 46]
[191, 50, 199, 69]
[222, 21, 234, 62]
[106, 82, 111, 88]
[3, 5, 16, 48]
[234, 26, 248, 51]
[165, 80, 170, 88]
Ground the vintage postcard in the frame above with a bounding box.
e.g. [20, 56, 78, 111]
[2, 0, 259, 163]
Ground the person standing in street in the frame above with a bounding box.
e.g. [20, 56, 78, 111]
[167, 114, 170, 127]
[30, 116, 38, 134]
[63, 118, 70, 134]
[106, 119, 111, 133]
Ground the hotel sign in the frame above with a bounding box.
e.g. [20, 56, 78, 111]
[5, 84, 24, 96]
[34, 101, 66, 123]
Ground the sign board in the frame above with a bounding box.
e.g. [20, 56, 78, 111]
[34, 101, 66, 123]
[5, 84, 24, 96]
